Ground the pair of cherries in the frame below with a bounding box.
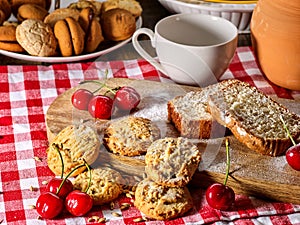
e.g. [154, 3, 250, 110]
[36, 144, 93, 219]
[71, 80, 141, 119]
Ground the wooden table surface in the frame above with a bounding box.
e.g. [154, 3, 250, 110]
[0, 0, 252, 65]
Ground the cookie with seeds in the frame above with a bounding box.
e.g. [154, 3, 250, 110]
[134, 179, 193, 220]
[103, 116, 161, 156]
[47, 124, 100, 177]
[145, 137, 201, 187]
[72, 167, 124, 205]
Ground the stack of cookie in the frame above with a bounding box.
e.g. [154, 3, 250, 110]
[47, 124, 127, 205]
[103, 116, 202, 220]
[47, 115, 202, 220]
[0, 0, 142, 57]
[134, 137, 201, 220]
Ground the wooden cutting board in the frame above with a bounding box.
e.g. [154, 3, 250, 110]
[46, 78, 300, 204]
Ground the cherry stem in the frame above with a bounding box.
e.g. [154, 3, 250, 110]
[224, 138, 230, 186]
[56, 163, 86, 196]
[83, 160, 92, 193]
[79, 69, 118, 95]
[53, 143, 64, 179]
[79, 80, 117, 95]
[279, 115, 296, 146]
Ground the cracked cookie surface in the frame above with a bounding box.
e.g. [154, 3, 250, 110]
[134, 179, 193, 220]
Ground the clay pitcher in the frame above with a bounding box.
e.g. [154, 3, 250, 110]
[250, 0, 300, 91]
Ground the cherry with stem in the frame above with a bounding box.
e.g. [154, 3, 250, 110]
[46, 143, 73, 199]
[280, 115, 300, 171]
[205, 138, 235, 210]
[65, 160, 93, 216]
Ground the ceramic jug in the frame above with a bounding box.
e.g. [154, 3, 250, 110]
[250, 0, 300, 91]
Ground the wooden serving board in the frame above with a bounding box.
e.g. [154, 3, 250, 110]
[46, 78, 300, 204]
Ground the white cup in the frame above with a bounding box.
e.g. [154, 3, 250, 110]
[132, 14, 238, 86]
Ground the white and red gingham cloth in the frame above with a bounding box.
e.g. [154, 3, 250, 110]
[0, 46, 300, 225]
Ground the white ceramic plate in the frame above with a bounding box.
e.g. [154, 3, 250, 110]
[0, 0, 142, 63]
[0, 17, 142, 63]
[158, 0, 256, 33]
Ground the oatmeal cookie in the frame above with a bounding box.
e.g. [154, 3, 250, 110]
[145, 137, 201, 187]
[134, 179, 193, 220]
[47, 125, 100, 177]
[72, 167, 124, 205]
[103, 116, 161, 156]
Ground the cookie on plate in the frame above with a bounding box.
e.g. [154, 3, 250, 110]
[101, 8, 136, 41]
[68, 0, 102, 17]
[72, 167, 124, 205]
[10, 0, 48, 16]
[78, 7, 104, 53]
[145, 137, 201, 187]
[17, 3, 49, 22]
[0, 25, 24, 52]
[134, 179, 193, 220]
[44, 8, 80, 28]
[0, 0, 11, 23]
[16, 19, 57, 56]
[54, 17, 85, 56]
[47, 125, 100, 177]
[103, 116, 161, 156]
[101, 0, 142, 18]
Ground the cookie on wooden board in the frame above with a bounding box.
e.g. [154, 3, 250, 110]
[134, 179, 193, 220]
[145, 137, 201, 187]
[47, 124, 100, 177]
[72, 167, 125, 205]
[103, 116, 161, 156]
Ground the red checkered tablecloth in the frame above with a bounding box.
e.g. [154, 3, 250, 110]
[0, 47, 300, 225]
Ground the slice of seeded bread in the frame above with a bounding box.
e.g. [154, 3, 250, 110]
[167, 83, 225, 139]
[208, 79, 300, 156]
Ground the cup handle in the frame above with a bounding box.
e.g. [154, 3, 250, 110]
[132, 28, 168, 75]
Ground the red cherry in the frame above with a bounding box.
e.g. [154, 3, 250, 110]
[114, 86, 141, 111]
[36, 192, 64, 219]
[286, 143, 300, 171]
[46, 178, 74, 199]
[71, 89, 93, 110]
[65, 190, 93, 216]
[88, 95, 113, 119]
[205, 183, 235, 210]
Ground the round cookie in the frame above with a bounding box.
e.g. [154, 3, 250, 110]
[103, 116, 161, 156]
[16, 19, 57, 56]
[0, 0, 12, 21]
[68, 0, 102, 17]
[10, 0, 47, 16]
[79, 7, 104, 53]
[53, 19, 72, 57]
[0, 25, 24, 52]
[17, 3, 49, 22]
[101, 0, 142, 18]
[101, 8, 136, 41]
[47, 125, 100, 177]
[134, 179, 193, 220]
[44, 8, 80, 28]
[145, 137, 201, 187]
[72, 167, 124, 205]
[54, 17, 85, 56]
